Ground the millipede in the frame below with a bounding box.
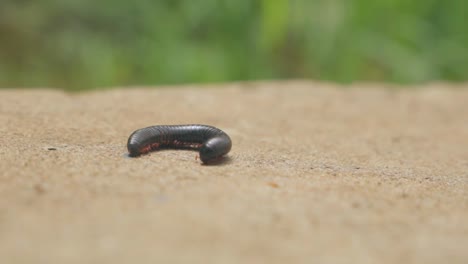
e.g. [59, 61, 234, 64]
[127, 124, 232, 164]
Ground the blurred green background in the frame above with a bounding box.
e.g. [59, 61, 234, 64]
[1, 0, 467, 90]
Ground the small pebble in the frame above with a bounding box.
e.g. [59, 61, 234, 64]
[267, 182, 280, 188]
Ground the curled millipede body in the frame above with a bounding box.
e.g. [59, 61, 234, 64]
[127, 124, 232, 164]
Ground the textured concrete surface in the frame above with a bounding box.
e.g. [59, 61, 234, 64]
[0, 81, 467, 263]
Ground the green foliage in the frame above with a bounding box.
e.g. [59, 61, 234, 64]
[1, 0, 467, 90]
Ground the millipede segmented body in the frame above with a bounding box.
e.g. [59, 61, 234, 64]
[127, 124, 232, 164]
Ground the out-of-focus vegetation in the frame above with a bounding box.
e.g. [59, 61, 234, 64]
[1, 0, 467, 90]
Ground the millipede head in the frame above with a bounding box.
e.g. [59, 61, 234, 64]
[199, 145, 217, 163]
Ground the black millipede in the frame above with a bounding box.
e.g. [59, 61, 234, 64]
[127, 124, 232, 164]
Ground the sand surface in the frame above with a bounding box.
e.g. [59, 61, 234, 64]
[0, 81, 467, 263]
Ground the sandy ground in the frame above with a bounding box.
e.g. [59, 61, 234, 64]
[0, 81, 467, 264]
